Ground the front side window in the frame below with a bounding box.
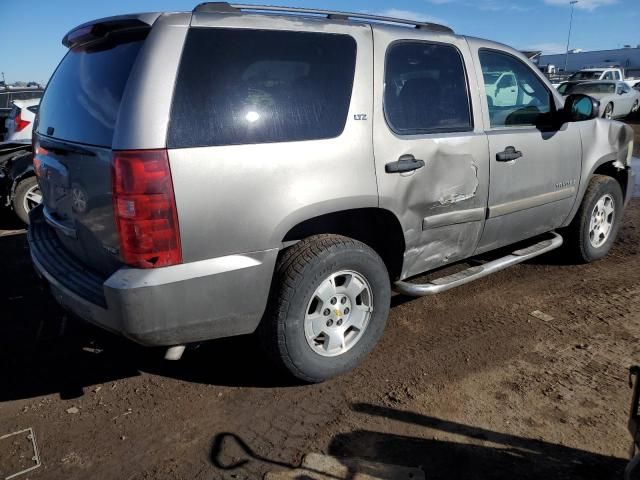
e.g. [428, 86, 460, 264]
[480, 50, 552, 128]
[168, 28, 357, 148]
[384, 42, 472, 134]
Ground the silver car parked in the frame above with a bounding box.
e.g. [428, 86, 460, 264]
[29, 4, 636, 382]
[561, 81, 640, 119]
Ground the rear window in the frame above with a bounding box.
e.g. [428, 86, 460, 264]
[168, 28, 357, 148]
[10, 91, 43, 101]
[36, 31, 146, 147]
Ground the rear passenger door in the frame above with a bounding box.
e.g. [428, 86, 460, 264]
[372, 28, 490, 279]
[470, 45, 582, 253]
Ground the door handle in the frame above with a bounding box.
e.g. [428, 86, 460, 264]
[496, 146, 523, 162]
[385, 154, 426, 174]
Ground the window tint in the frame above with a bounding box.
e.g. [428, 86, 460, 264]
[603, 71, 614, 80]
[614, 71, 621, 80]
[384, 42, 472, 134]
[37, 32, 146, 147]
[479, 50, 552, 128]
[168, 29, 357, 148]
[27, 105, 39, 114]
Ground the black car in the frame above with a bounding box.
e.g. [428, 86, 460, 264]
[0, 142, 39, 223]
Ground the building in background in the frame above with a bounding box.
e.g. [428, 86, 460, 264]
[535, 46, 640, 74]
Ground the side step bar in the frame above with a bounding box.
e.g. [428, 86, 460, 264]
[393, 232, 563, 297]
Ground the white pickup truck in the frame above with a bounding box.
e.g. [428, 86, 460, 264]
[563, 68, 640, 88]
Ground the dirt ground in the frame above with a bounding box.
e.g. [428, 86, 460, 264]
[1, 126, 639, 480]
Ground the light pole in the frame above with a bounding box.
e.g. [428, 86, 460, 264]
[564, 0, 579, 72]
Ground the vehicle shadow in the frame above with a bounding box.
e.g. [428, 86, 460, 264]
[205, 402, 626, 479]
[329, 403, 626, 479]
[0, 227, 295, 403]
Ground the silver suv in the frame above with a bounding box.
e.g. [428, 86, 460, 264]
[29, 4, 636, 382]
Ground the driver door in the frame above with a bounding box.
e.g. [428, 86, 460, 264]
[469, 44, 582, 253]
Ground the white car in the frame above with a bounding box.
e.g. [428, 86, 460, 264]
[562, 81, 640, 119]
[5, 99, 39, 142]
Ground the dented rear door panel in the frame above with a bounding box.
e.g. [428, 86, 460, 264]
[372, 26, 490, 279]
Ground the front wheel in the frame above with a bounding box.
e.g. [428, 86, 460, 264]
[260, 234, 391, 383]
[562, 175, 623, 263]
[603, 102, 614, 119]
[12, 177, 42, 224]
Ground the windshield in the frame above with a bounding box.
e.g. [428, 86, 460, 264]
[569, 71, 603, 80]
[565, 82, 615, 95]
[483, 72, 502, 85]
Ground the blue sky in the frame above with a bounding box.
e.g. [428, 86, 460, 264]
[3, 0, 639, 84]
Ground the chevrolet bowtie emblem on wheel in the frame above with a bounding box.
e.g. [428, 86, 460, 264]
[335, 310, 342, 318]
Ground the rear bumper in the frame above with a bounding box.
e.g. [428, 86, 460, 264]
[28, 206, 278, 346]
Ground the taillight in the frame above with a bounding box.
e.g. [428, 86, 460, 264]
[15, 111, 30, 132]
[112, 149, 182, 268]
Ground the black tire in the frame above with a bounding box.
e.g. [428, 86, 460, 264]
[260, 234, 391, 383]
[12, 176, 41, 225]
[603, 102, 614, 119]
[562, 175, 623, 263]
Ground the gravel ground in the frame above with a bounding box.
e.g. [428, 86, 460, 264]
[0, 124, 639, 480]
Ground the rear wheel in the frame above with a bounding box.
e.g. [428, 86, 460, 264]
[562, 175, 623, 263]
[261, 234, 391, 383]
[12, 177, 42, 224]
[603, 102, 614, 119]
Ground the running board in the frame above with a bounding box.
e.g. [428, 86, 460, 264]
[393, 232, 563, 297]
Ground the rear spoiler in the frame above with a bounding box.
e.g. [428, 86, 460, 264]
[62, 13, 162, 48]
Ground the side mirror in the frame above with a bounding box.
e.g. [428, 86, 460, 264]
[564, 94, 600, 122]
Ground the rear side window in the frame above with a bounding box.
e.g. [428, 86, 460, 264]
[168, 28, 357, 148]
[384, 42, 472, 134]
[37, 32, 146, 147]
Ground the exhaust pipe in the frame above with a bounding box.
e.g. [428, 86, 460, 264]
[164, 345, 186, 361]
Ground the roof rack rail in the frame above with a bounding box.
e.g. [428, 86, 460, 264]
[192, 2, 454, 34]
